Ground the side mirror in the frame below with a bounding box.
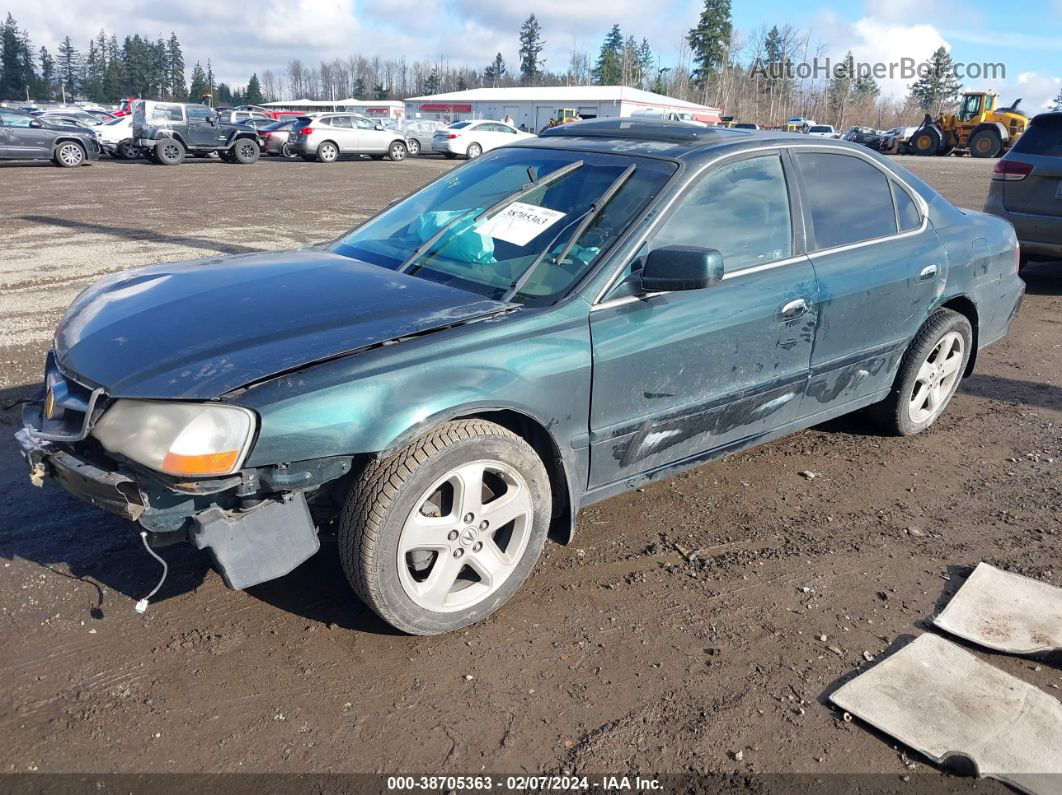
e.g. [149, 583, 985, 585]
[640, 246, 724, 292]
[208, 114, 219, 125]
[29, 119, 42, 129]
[374, 123, 385, 131]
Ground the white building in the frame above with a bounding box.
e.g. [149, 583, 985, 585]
[404, 86, 722, 132]
[261, 99, 405, 119]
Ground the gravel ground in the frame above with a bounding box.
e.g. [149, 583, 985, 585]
[0, 152, 1059, 783]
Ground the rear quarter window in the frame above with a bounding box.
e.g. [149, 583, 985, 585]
[794, 152, 898, 249]
[1012, 117, 1062, 157]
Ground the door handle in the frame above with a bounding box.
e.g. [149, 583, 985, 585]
[777, 297, 809, 321]
[918, 264, 939, 282]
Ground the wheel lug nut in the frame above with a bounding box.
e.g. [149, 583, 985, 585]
[447, 530, 459, 541]
[453, 548, 464, 559]
[473, 541, 483, 552]
[463, 513, 474, 523]
[479, 520, 488, 530]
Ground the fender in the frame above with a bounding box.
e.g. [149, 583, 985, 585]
[971, 121, 1010, 142]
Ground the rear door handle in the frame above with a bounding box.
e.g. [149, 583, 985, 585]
[918, 264, 939, 282]
[777, 297, 809, 321]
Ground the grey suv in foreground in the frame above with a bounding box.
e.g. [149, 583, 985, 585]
[16, 120, 1023, 635]
[984, 112, 1062, 268]
[0, 108, 100, 166]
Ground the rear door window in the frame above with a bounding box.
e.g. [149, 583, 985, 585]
[1012, 116, 1062, 157]
[329, 116, 353, 128]
[794, 152, 898, 249]
[892, 182, 922, 232]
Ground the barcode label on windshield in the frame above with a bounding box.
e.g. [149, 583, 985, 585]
[481, 202, 566, 246]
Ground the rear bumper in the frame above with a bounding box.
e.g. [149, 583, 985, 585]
[983, 195, 1062, 261]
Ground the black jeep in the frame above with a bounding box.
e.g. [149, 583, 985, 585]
[132, 101, 261, 165]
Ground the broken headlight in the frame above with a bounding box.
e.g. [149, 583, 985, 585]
[92, 401, 256, 477]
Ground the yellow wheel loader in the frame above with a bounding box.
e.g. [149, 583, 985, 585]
[909, 91, 1028, 158]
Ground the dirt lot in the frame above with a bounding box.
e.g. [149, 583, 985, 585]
[1, 152, 1059, 784]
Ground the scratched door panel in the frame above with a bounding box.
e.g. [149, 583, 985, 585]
[587, 261, 817, 489]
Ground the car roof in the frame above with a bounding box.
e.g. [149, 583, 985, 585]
[518, 117, 867, 162]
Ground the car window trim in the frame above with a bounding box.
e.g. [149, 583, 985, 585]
[592, 142, 929, 308]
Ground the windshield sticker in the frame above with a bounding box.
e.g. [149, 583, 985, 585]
[480, 202, 566, 246]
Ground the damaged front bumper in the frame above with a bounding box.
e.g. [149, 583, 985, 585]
[15, 403, 335, 591]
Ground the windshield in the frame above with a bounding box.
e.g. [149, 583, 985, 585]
[330, 147, 675, 305]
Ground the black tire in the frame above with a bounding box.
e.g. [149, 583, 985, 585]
[117, 139, 140, 160]
[870, 309, 973, 436]
[406, 138, 420, 156]
[969, 128, 1002, 158]
[338, 419, 551, 635]
[232, 138, 260, 164]
[282, 142, 298, 159]
[53, 141, 86, 168]
[387, 140, 408, 161]
[155, 137, 185, 165]
[909, 128, 940, 156]
[317, 141, 339, 163]
[466, 142, 482, 160]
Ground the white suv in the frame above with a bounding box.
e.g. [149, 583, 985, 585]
[432, 120, 534, 159]
[287, 113, 410, 162]
[807, 124, 837, 138]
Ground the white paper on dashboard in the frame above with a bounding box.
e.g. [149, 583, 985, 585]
[481, 202, 566, 246]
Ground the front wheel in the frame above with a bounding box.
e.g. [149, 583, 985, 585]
[338, 419, 551, 635]
[870, 309, 972, 436]
[388, 140, 408, 161]
[53, 141, 86, 167]
[909, 128, 940, 156]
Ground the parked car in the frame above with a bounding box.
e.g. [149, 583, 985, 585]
[37, 114, 99, 129]
[232, 104, 303, 121]
[94, 115, 141, 159]
[732, 122, 760, 130]
[217, 108, 272, 125]
[256, 119, 297, 157]
[984, 111, 1062, 269]
[0, 107, 100, 166]
[806, 124, 836, 138]
[15, 119, 1023, 635]
[133, 101, 261, 165]
[880, 126, 918, 155]
[842, 126, 885, 149]
[401, 119, 447, 156]
[432, 120, 534, 159]
[287, 113, 411, 162]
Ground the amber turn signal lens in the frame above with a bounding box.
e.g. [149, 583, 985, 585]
[161, 450, 240, 477]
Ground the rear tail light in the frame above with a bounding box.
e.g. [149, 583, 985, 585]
[299, 127, 314, 135]
[992, 160, 1032, 181]
[260, 132, 271, 139]
[447, 133, 458, 139]
[1015, 244, 1021, 273]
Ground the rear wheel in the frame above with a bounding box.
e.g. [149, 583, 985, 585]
[338, 419, 551, 635]
[870, 309, 972, 436]
[155, 137, 185, 165]
[466, 142, 482, 160]
[232, 138, 260, 164]
[53, 141, 86, 167]
[317, 141, 339, 163]
[969, 128, 1002, 158]
[909, 128, 940, 156]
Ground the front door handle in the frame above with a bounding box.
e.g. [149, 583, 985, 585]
[918, 264, 939, 282]
[777, 297, 809, 321]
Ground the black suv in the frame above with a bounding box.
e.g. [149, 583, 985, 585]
[132, 101, 261, 165]
[0, 107, 100, 167]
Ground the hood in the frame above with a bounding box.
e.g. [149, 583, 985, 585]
[55, 249, 512, 399]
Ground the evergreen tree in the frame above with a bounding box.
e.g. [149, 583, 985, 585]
[687, 0, 732, 87]
[57, 35, 79, 99]
[637, 39, 654, 90]
[908, 46, 962, 115]
[216, 82, 233, 105]
[518, 13, 544, 84]
[593, 25, 623, 85]
[102, 35, 122, 102]
[352, 76, 367, 99]
[37, 45, 54, 100]
[0, 15, 22, 100]
[373, 82, 388, 100]
[1051, 86, 1062, 111]
[424, 66, 439, 95]
[205, 59, 215, 103]
[167, 34, 186, 100]
[82, 31, 107, 101]
[188, 61, 208, 102]
[760, 25, 792, 99]
[827, 51, 856, 121]
[483, 52, 506, 87]
[245, 72, 263, 104]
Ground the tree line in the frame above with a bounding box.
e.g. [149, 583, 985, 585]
[2, 3, 985, 130]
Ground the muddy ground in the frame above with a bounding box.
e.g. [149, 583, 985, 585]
[0, 152, 1059, 784]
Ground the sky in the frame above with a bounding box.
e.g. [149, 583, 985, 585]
[9, 0, 1062, 110]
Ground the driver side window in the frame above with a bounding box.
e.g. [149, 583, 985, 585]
[187, 106, 212, 122]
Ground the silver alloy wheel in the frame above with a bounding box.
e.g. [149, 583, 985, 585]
[908, 330, 965, 425]
[397, 459, 534, 612]
[406, 138, 420, 155]
[390, 142, 406, 160]
[57, 143, 83, 166]
[466, 143, 482, 159]
[319, 142, 338, 162]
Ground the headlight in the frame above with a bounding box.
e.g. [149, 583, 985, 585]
[92, 400, 256, 477]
